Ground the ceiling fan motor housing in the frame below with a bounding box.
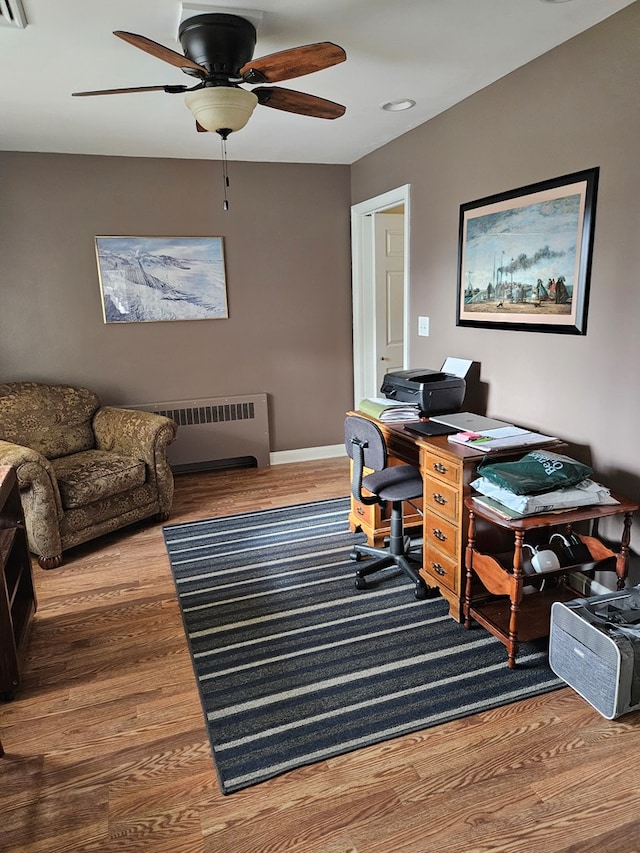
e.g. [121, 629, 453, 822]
[72, 16, 346, 133]
[178, 13, 256, 81]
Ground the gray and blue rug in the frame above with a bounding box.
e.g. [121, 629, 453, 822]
[163, 497, 563, 794]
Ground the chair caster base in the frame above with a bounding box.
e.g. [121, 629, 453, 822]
[355, 575, 368, 590]
[350, 549, 363, 562]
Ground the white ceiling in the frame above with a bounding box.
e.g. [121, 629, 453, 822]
[0, 0, 635, 164]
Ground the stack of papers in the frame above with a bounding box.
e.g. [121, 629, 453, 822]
[358, 397, 420, 422]
[448, 426, 558, 451]
[471, 478, 619, 516]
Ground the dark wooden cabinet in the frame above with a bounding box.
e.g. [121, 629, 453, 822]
[0, 465, 37, 700]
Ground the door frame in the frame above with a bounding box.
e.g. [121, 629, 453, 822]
[351, 184, 411, 406]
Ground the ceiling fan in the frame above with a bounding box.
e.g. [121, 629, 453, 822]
[72, 13, 347, 139]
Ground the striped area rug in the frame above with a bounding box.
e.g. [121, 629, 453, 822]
[163, 497, 563, 794]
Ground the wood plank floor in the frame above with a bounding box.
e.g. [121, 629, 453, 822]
[2, 459, 639, 852]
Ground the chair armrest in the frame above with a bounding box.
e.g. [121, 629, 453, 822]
[92, 407, 177, 515]
[0, 439, 64, 558]
[92, 407, 177, 462]
[0, 440, 62, 510]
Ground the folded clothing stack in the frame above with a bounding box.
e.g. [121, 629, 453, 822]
[471, 449, 619, 515]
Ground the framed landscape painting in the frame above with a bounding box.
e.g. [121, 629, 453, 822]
[456, 168, 599, 335]
[95, 236, 228, 323]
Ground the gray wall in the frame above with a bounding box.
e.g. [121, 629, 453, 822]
[0, 155, 353, 452]
[1, 3, 639, 549]
[352, 3, 640, 553]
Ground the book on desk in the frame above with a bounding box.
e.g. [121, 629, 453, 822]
[358, 397, 421, 422]
[447, 425, 558, 452]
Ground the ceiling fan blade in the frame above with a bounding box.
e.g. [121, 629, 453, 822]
[114, 30, 207, 75]
[196, 121, 207, 132]
[240, 42, 346, 84]
[255, 87, 346, 119]
[72, 84, 188, 97]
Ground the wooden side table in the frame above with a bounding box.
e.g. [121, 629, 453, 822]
[0, 465, 37, 699]
[463, 494, 639, 668]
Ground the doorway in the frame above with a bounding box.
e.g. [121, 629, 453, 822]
[351, 185, 410, 406]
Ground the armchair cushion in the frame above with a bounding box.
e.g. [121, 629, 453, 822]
[51, 450, 146, 509]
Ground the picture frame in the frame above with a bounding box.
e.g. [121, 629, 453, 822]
[95, 236, 228, 323]
[456, 168, 599, 335]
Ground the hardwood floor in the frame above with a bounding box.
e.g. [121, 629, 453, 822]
[2, 458, 639, 852]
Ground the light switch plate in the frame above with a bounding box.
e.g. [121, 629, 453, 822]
[418, 316, 430, 336]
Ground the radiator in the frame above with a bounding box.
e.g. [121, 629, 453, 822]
[134, 393, 270, 471]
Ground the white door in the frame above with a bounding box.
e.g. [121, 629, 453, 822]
[374, 212, 405, 391]
[351, 185, 410, 405]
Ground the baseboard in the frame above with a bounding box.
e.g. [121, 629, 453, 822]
[270, 444, 346, 465]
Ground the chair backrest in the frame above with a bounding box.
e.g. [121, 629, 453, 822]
[344, 415, 387, 470]
[344, 415, 387, 506]
[0, 382, 100, 459]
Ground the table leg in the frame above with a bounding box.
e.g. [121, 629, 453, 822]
[463, 510, 476, 630]
[618, 511, 634, 590]
[506, 530, 525, 668]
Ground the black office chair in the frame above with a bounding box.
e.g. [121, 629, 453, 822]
[345, 414, 436, 600]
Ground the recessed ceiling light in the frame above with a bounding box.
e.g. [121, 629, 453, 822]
[380, 99, 416, 112]
[538, 0, 573, 4]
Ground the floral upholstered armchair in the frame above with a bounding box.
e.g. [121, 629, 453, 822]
[0, 382, 177, 568]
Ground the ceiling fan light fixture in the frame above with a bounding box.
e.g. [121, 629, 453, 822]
[185, 86, 258, 134]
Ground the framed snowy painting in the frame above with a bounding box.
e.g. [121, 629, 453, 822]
[95, 236, 228, 323]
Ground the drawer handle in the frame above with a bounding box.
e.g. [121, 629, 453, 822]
[356, 506, 365, 516]
[433, 462, 448, 474]
[433, 493, 447, 506]
[431, 563, 446, 576]
[433, 528, 447, 542]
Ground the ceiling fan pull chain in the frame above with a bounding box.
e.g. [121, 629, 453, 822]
[220, 135, 230, 211]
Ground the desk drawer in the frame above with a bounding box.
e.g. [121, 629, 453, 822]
[424, 479, 460, 523]
[385, 431, 420, 466]
[424, 511, 458, 560]
[424, 545, 458, 593]
[422, 450, 461, 487]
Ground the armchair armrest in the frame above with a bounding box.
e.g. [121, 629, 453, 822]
[93, 407, 176, 460]
[92, 407, 177, 514]
[0, 439, 64, 560]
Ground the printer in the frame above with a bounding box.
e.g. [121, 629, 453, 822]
[380, 368, 466, 417]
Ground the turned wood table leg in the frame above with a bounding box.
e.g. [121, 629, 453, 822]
[617, 511, 634, 590]
[507, 530, 525, 668]
[463, 509, 476, 630]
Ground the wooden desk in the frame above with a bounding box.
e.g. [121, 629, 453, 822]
[347, 413, 541, 621]
[463, 495, 639, 667]
[347, 411, 639, 643]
